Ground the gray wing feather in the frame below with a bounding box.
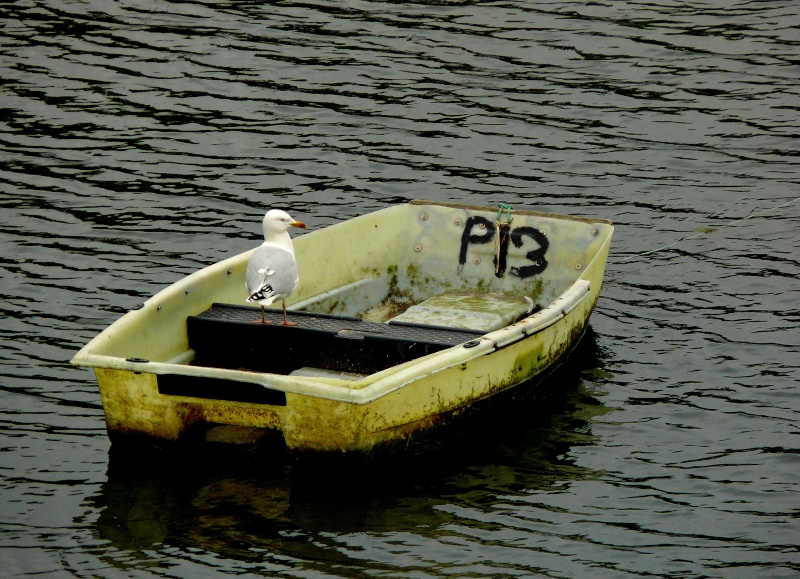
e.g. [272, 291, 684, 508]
[246, 246, 298, 301]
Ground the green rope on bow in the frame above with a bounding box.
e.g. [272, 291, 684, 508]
[496, 203, 514, 224]
[494, 204, 513, 276]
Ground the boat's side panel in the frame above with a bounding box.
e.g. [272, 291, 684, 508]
[280, 287, 600, 453]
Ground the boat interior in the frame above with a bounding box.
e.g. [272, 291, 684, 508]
[80, 202, 613, 406]
[186, 291, 530, 376]
[162, 287, 540, 404]
[176, 203, 611, 380]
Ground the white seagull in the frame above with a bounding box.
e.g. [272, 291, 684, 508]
[246, 209, 306, 325]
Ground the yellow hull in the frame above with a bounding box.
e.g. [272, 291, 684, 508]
[73, 201, 613, 455]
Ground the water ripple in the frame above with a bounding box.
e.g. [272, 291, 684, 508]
[1, 0, 799, 577]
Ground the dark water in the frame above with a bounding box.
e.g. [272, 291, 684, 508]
[2, 0, 798, 577]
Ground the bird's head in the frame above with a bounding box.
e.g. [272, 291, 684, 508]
[263, 209, 306, 234]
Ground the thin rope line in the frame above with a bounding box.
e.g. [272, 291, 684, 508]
[619, 197, 800, 263]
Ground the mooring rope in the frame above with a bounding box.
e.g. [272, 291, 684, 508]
[495, 204, 513, 274]
[619, 196, 799, 263]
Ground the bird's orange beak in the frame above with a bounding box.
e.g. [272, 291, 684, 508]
[291, 220, 306, 229]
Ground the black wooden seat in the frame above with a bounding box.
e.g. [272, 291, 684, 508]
[187, 303, 484, 376]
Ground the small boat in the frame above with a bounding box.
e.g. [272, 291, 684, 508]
[72, 200, 613, 457]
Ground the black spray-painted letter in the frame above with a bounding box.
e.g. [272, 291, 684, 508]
[509, 226, 548, 278]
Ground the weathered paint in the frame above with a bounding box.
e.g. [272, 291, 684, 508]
[73, 201, 613, 456]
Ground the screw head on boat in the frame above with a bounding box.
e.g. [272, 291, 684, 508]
[454, 217, 462, 226]
[414, 244, 422, 252]
[420, 212, 428, 220]
[575, 262, 582, 270]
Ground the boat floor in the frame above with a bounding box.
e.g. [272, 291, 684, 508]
[187, 303, 485, 377]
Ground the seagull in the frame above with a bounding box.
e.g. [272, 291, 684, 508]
[246, 209, 306, 325]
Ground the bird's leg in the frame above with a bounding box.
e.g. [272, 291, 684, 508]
[255, 305, 273, 324]
[280, 299, 299, 327]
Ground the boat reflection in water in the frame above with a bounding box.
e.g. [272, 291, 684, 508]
[84, 329, 613, 571]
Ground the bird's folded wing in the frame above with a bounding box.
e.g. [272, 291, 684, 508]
[246, 246, 298, 298]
